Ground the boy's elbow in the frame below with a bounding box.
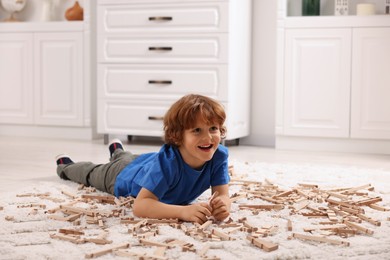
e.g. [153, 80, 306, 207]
[132, 200, 144, 217]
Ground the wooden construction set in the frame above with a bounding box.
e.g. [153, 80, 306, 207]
[2, 165, 389, 259]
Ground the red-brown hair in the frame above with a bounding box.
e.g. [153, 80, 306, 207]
[163, 94, 227, 146]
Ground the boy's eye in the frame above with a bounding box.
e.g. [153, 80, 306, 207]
[192, 128, 201, 133]
[210, 126, 219, 132]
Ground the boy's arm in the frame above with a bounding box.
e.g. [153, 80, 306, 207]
[133, 187, 212, 224]
[210, 184, 231, 221]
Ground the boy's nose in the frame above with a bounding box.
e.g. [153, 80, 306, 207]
[202, 131, 212, 140]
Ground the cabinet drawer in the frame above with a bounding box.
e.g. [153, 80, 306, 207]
[97, 100, 230, 136]
[98, 100, 169, 135]
[98, 64, 228, 101]
[98, 34, 227, 63]
[98, 2, 228, 33]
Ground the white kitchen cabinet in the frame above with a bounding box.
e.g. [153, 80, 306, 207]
[0, 27, 88, 135]
[0, 32, 83, 126]
[0, 34, 33, 124]
[34, 32, 83, 126]
[276, 0, 390, 154]
[351, 28, 390, 140]
[0, 0, 96, 140]
[284, 28, 351, 138]
[97, 0, 252, 143]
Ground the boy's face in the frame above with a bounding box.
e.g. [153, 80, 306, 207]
[178, 117, 221, 170]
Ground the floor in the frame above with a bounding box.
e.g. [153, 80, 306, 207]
[1, 136, 390, 193]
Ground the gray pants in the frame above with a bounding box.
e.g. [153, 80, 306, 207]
[56, 149, 138, 195]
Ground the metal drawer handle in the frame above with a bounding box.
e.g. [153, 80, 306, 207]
[148, 116, 164, 121]
[148, 47, 172, 51]
[149, 16, 172, 21]
[148, 80, 172, 85]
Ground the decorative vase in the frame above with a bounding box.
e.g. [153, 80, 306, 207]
[65, 1, 83, 21]
[302, 0, 320, 16]
[1, 0, 27, 22]
[41, 0, 53, 21]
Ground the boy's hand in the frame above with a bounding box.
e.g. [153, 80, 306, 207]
[210, 196, 230, 221]
[181, 203, 212, 224]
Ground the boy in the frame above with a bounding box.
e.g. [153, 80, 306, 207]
[56, 94, 231, 224]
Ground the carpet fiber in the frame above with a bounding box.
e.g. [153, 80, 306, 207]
[1, 161, 390, 259]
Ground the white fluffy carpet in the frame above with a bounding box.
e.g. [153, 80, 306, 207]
[1, 161, 390, 260]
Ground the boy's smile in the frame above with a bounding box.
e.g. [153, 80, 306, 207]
[179, 118, 222, 170]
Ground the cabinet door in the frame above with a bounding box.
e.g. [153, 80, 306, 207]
[34, 32, 83, 126]
[284, 28, 351, 137]
[351, 28, 390, 140]
[0, 34, 33, 124]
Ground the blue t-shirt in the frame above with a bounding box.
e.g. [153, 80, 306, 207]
[114, 144, 229, 205]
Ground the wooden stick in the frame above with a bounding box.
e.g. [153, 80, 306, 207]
[17, 192, 50, 197]
[298, 183, 318, 188]
[326, 191, 350, 201]
[326, 198, 357, 209]
[356, 214, 381, 226]
[14, 241, 51, 246]
[84, 238, 112, 245]
[368, 204, 389, 211]
[252, 195, 283, 204]
[339, 206, 364, 215]
[230, 193, 247, 202]
[58, 228, 84, 236]
[199, 220, 213, 231]
[303, 224, 348, 232]
[139, 239, 172, 248]
[229, 178, 262, 185]
[211, 229, 234, 241]
[287, 219, 292, 231]
[354, 197, 382, 206]
[82, 194, 116, 204]
[343, 220, 374, 235]
[208, 191, 219, 205]
[245, 220, 259, 231]
[246, 235, 278, 252]
[273, 190, 294, 198]
[326, 209, 338, 222]
[239, 204, 284, 210]
[59, 205, 96, 216]
[61, 190, 78, 199]
[146, 219, 180, 224]
[343, 184, 372, 194]
[114, 249, 168, 260]
[293, 200, 310, 211]
[292, 233, 349, 246]
[50, 233, 84, 244]
[17, 203, 46, 209]
[85, 243, 130, 258]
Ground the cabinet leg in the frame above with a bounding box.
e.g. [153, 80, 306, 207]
[220, 138, 240, 146]
[103, 134, 109, 145]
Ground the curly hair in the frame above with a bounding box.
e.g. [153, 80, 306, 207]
[163, 94, 227, 146]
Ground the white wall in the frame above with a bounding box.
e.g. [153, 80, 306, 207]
[241, 0, 277, 147]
